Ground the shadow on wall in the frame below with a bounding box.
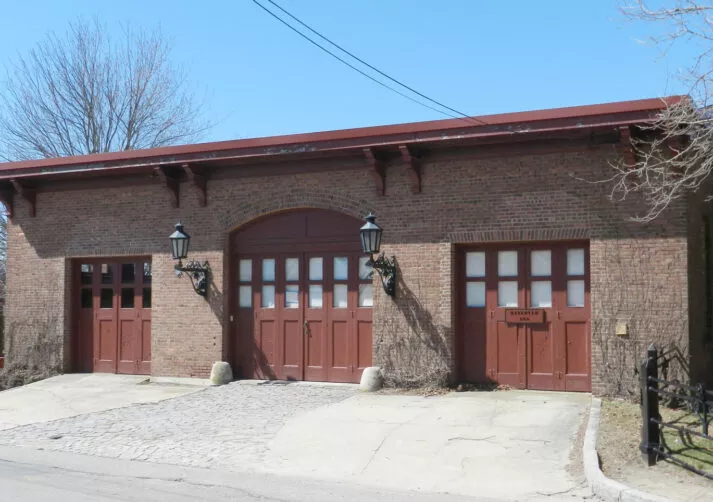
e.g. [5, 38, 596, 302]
[206, 275, 225, 362]
[375, 262, 452, 388]
[204, 266, 277, 381]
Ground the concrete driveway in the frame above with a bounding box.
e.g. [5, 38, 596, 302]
[0, 380, 590, 500]
[264, 390, 591, 500]
[0, 373, 202, 430]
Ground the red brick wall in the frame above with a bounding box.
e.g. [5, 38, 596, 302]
[1, 144, 692, 395]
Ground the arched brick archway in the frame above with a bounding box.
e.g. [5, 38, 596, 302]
[229, 209, 373, 383]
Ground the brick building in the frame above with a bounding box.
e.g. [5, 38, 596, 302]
[0, 96, 709, 396]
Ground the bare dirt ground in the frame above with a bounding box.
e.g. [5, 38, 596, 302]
[597, 399, 712, 501]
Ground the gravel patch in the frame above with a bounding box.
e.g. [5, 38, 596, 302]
[0, 381, 357, 471]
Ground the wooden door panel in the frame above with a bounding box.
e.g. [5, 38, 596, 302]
[282, 318, 302, 380]
[564, 321, 589, 391]
[527, 325, 556, 391]
[331, 320, 349, 369]
[493, 321, 522, 387]
[305, 320, 324, 370]
[77, 309, 94, 372]
[117, 319, 137, 374]
[459, 313, 487, 383]
[95, 318, 116, 372]
[256, 319, 277, 378]
[304, 253, 327, 381]
[138, 318, 151, 375]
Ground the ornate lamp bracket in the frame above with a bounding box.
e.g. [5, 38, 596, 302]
[367, 253, 397, 297]
[174, 259, 211, 297]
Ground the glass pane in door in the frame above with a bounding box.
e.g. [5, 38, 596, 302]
[498, 281, 518, 307]
[358, 257, 373, 280]
[530, 281, 552, 308]
[309, 258, 323, 281]
[358, 284, 373, 307]
[334, 257, 348, 281]
[285, 258, 299, 281]
[239, 260, 252, 282]
[530, 251, 551, 276]
[309, 285, 323, 308]
[285, 285, 299, 308]
[466, 281, 486, 307]
[466, 252, 485, 277]
[498, 251, 518, 277]
[567, 249, 585, 275]
[333, 284, 348, 308]
[261, 285, 275, 308]
[567, 280, 585, 307]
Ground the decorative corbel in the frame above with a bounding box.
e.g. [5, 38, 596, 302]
[182, 164, 207, 207]
[363, 147, 387, 196]
[399, 145, 421, 193]
[618, 126, 637, 167]
[10, 179, 36, 217]
[154, 166, 180, 208]
[0, 186, 14, 218]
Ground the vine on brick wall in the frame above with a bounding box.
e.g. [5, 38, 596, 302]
[374, 270, 452, 389]
[592, 239, 688, 398]
[0, 282, 63, 389]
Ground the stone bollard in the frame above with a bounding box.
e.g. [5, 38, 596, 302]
[210, 361, 233, 386]
[359, 367, 383, 392]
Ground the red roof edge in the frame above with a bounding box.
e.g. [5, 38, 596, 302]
[0, 96, 682, 173]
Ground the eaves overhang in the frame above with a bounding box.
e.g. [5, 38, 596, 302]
[0, 96, 682, 182]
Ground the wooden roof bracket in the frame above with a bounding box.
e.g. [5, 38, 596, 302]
[10, 179, 36, 217]
[154, 166, 180, 208]
[182, 164, 207, 207]
[364, 147, 387, 196]
[399, 145, 421, 193]
[0, 186, 14, 218]
[618, 126, 637, 167]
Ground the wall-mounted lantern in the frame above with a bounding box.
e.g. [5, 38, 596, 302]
[360, 213, 397, 297]
[169, 222, 211, 297]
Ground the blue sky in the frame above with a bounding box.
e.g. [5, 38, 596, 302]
[0, 1, 697, 142]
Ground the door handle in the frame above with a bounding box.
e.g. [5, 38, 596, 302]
[303, 321, 310, 336]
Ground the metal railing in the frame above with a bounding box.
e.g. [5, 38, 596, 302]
[640, 344, 713, 480]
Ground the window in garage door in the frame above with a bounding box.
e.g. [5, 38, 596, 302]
[457, 243, 590, 392]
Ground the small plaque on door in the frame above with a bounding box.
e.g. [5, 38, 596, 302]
[505, 309, 545, 324]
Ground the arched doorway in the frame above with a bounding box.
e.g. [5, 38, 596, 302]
[230, 209, 373, 383]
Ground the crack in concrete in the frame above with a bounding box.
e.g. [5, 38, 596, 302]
[447, 435, 496, 442]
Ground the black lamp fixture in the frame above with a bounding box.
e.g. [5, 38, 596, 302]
[169, 222, 211, 296]
[360, 213, 397, 297]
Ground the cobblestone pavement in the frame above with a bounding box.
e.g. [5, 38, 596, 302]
[0, 381, 357, 471]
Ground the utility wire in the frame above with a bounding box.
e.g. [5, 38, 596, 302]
[263, 0, 486, 125]
[252, 0, 485, 125]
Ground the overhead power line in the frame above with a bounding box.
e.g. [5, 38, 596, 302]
[252, 0, 486, 125]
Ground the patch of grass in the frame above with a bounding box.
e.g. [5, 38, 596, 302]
[659, 407, 713, 475]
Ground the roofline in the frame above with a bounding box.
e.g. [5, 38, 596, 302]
[0, 96, 682, 175]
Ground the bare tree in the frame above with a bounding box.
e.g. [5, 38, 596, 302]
[608, 1, 713, 221]
[0, 18, 209, 161]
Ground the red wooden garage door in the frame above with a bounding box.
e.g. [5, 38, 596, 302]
[457, 243, 590, 392]
[231, 210, 373, 383]
[75, 258, 152, 375]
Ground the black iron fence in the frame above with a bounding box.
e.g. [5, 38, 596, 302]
[640, 344, 713, 479]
